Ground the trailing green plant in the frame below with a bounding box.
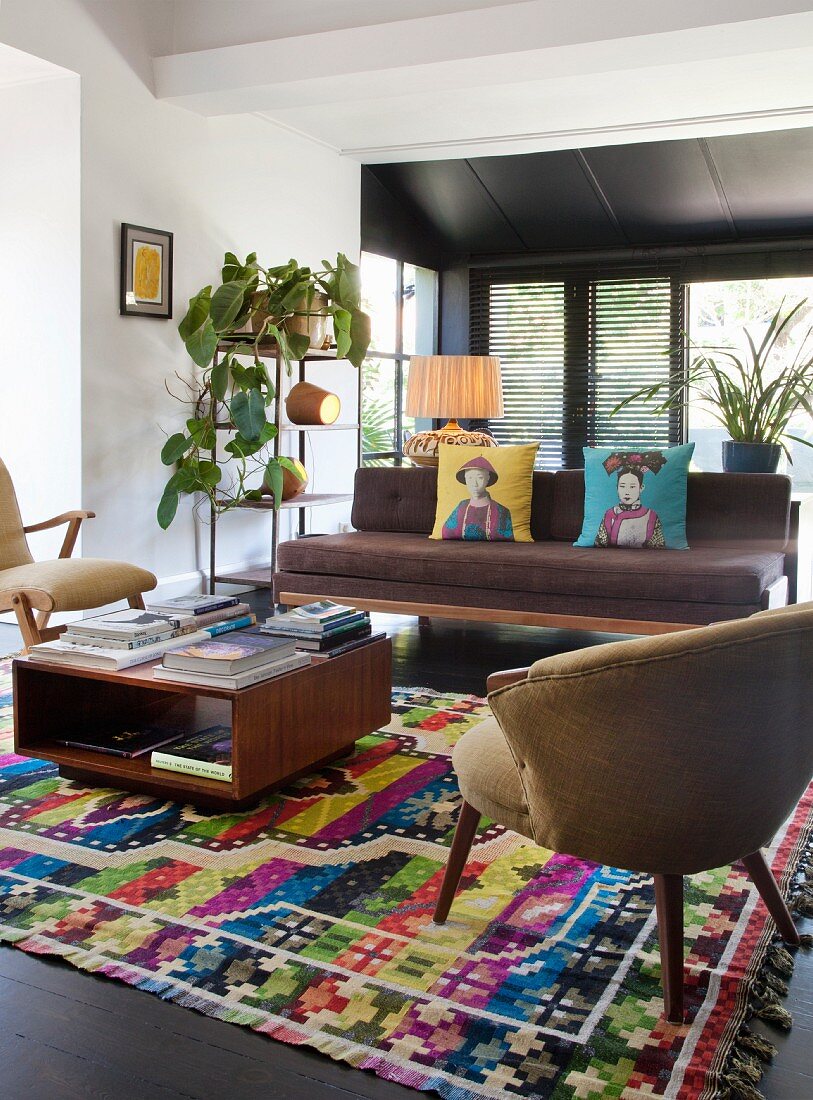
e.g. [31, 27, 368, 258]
[157, 251, 371, 529]
[612, 298, 813, 461]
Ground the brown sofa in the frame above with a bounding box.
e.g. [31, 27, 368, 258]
[274, 467, 793, 634]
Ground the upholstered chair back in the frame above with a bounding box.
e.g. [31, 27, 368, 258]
[0, 457, 33, 571]
[488, 603, 813, 875]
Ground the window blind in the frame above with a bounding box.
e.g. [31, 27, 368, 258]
[470, 266, 685, 469]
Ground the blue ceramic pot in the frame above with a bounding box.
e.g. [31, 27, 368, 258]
[721, 441, 782, 473]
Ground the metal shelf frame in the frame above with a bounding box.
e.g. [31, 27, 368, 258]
[207, 343, 362, 593]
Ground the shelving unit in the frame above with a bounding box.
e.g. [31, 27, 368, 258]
[208, 340, 361, 593]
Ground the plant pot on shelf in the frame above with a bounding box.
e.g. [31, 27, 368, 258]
[286, 381, 341, 425]
[259, 458, 309, 501]
[721, 441, 782, 474]
[233, 292, 330, 349]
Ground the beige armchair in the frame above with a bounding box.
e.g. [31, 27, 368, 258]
[434, 603, 813, 1023]
[1, 457, 157, 649]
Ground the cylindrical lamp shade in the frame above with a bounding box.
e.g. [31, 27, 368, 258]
[405, 356, 503, 419]
[285, 382, 341, 425]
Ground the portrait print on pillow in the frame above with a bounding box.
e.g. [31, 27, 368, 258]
[430, 441, 538, 542]
[574, 442, 694, 550]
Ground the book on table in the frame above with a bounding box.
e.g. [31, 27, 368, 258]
[147, 595, 240, 617]
[28, 630, 212, 670]
[66, 608, 197, 640]
[55, 726, 185, 758]
[269, 601, 362, 633]
[161, 632, 296, 675]
[152, 650, 311, 689]
[287, 622, 372, 651]
[262, 610, 370, 638]
[309, 631, 386, 662]
[151, 726, 233, 782]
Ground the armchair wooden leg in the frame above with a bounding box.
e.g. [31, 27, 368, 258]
[12, 593, 42, 650]
[128, 595, 146, 610]
[434, 800, 481, 924]
[654, 874, 685, 1024]
[742, 850, 800, 945]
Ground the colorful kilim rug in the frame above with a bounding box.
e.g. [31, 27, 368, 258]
[0, 658, 810, 1099]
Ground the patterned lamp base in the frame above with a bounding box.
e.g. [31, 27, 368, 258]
[403, 419, 498, 467]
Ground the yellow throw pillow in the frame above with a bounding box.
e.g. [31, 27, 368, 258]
[430, 442, 539, 542]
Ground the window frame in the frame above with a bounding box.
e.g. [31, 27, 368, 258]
[361, 257, 437, 465]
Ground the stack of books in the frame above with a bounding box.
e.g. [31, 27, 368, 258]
[151, 726, 233, 782]
[147, 595, 256, 636]
[260, 600, 384, 660]
[153, 631, 310, 688]
[28, 609, 212, 670]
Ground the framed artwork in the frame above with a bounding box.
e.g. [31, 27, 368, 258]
[120, 223, 173, 318]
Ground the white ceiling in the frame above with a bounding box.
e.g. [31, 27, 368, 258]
[0, 41, 73, 88]
[154, 0, 813, 163]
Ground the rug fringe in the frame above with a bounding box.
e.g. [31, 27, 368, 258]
[717, 831, 812, 1099]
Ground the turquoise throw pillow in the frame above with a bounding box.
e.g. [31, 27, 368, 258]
[574, 443, 695, 550]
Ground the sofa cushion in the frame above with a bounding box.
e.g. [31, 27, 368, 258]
[351, 466, 556, 540]
[430, 442, 538, 542]
[276, 532, 784, 606]
[552, 469, 792, 544]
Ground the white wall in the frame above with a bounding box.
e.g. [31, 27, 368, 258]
[0, 72, 81, 560]
[0, 0, 361, 597]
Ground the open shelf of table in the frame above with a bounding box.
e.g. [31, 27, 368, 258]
[13, 639, 392, 809]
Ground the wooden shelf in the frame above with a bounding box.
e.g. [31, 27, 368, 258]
[280, 423, 360, 432]
[216, 339, 339, 362]
[230, 493, 353, 511]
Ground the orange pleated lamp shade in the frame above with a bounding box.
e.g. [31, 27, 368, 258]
[405, 356, 503, 420]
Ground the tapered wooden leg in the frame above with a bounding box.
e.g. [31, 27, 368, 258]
[11, 592, 42, 651]
[128, 594, 146, 610]
[433, 800, 481, 924]
[742, 850, 800, 945]
[654, 874, 685, 1024]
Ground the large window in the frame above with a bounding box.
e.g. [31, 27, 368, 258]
[687, 277, 813, 488]
[471, 269, 684, 468]
[360, 253, 438, 465]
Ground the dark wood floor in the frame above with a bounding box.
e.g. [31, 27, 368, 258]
[0, 598, 811, 1099]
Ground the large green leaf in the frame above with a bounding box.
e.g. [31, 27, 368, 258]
[230, 389, 266, 440]
[197, 460, 222, 488]
[285, 331, 311, 360]
[186, 417, 216, 451]
[185, 318, 217, 368]
[160, 432, 191, 466]
[210, 280, 248, 332]
[347, 308, 371, 367]
[221, 252, 241, 282]
[264, 457, 284, 509]
[178, 286, 212, 342]
[211, 358, 229, 401]
[157, 483, 179, 529]
[333, 307, 351, 359]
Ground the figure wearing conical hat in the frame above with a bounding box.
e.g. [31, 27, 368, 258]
[442, 455, 514, 541]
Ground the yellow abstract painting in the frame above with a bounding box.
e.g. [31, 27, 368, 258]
[133, 242, 162, 303]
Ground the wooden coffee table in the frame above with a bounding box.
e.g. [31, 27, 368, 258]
[12, 638, 392, 809]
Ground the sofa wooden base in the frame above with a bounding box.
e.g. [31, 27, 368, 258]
[278, 590, 701, 636]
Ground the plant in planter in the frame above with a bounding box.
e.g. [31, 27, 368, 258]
[156, 251, 371, 529]
[613, 298, 813, 473]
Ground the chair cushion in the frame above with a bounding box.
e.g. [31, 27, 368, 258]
[452, 716, 532, 838]
[0, 559, 157, 612]
[276, 531, 784, 606]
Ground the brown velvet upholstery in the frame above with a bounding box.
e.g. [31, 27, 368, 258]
[466, 603, 813, 874]
[275, 466, 793, 630]
[277, 532, 784, 606]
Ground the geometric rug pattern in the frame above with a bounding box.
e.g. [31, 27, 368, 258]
[0, 660, 810, 1099]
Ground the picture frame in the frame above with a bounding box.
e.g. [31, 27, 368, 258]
[120, 223, 173, 318]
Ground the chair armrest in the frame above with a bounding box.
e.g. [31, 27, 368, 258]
[487, 667, 530, 692]
[23, 510, 95, 559]
[24, 510, 95, 534]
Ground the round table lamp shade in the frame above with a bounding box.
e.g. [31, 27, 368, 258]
[403, 355, 503, 466]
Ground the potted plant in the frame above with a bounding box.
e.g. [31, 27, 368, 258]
[156, 251, 371, 529]
[613, 298, 813, 473]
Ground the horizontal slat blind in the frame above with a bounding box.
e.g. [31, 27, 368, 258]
[470, 266, 684, 468]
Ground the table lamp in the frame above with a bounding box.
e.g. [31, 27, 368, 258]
[403, 355, 503, 467]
